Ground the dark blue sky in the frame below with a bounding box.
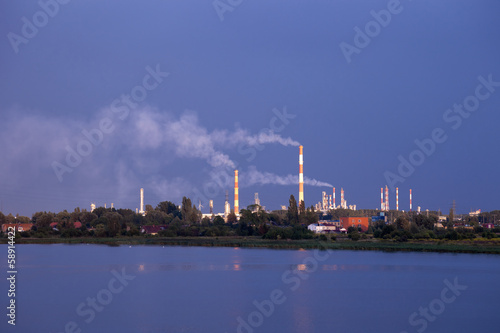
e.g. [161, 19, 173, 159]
[1, 0, 499, 216]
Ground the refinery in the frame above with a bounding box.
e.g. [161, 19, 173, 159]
[102, 145, 428, 221]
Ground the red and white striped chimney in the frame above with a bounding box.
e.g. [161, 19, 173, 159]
[333, 187, 336, 209]
[299, 145, 304, 204]
[341, 188, 344, 209]
[410, 189, 412, 212]
[234, 170, 239, 216]
[396, 187, 399, 211]
[385, 186, 389, 211]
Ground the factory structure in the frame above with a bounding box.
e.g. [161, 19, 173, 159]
[89, 145, 423, 221]
[315, 187, 355, 212]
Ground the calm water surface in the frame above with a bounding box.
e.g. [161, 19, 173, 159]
[0, 244, 498, 333]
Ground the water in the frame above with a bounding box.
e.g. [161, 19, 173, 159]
[0, 244, 498, 333]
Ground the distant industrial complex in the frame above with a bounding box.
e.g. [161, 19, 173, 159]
[88, 145, 480, 228]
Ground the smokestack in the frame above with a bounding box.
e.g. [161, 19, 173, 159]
[333, 187, 336, 209]
[225, 190, 230, 218]
[209, 200, 213, 215]
[234, 170, 239, 216]
[385, 186, 389, 211]
[341, 188, 344, 209]
[139, 188, 144, 215]
[299, 145, 304, 204]
[396, 187, 399, 211]
[410, 189, 412, 212]
[381, 187, 384, 211]
[329, 195, 332, 209]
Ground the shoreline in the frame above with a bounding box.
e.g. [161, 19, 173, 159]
[2, 236, 500, 254]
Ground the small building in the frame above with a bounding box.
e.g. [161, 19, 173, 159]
[372, 212, 387, 223]
[434, 222, 445, 229]
[308, 222, 338, 234]
[482, 223, 494, 229]
[2, 223, 33, 233]
[438, 216, 448, 223]
[469, 209, 481, 217]
[140, 225, 168, 235]
[339, 217, 370, 232]
[50, 221, 83, 229]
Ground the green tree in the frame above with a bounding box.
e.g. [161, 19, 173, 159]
[396, 216, 410, 231]
[287, 195, 299, 225]
[227, 212, 237, 224]
[448, 208, 455, 229]
[347, 227, 360, 241]
[181, 197, 192, 220]
[105, 212, 122, 237]
[156, 201, 181, 217]
[305, 207, 319, 225]
[213, 216, 225, 226]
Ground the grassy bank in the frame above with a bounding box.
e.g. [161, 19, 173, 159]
[2, 236, 500, 254]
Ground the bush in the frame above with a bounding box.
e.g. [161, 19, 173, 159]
[348, 231, 360, 241]
[482, 231, 496, 239]
[445, 230, 459, 240]
[319, 234, 327, 242]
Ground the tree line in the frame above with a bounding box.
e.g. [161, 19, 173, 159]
[0, 195, 318, 240]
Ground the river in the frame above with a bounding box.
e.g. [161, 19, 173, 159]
[0, 244, 498, 333]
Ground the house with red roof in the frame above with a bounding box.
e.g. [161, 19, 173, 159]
[2, 223, 33, 233]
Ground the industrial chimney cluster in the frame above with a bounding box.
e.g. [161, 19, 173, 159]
[92, 146, 420, 219]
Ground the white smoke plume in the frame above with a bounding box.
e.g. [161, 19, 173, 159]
[127, 109, 301, 169]
[240, 166, 333, 188]
[243, 131, 300, 147]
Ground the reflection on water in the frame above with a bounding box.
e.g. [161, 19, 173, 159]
[2, 245, 498, 333]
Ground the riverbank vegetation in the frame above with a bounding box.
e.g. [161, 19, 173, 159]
[1, 195, 499, 254]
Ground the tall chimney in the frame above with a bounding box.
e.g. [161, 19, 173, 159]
[410, 189, 412, 212]
[299, 145, 304, 205]
[396, 187, 399, 211]
[234, 170, 239, 216]
[341, 188, 345, 209]
[385, 186, 389, 211]
[209, 200, 213, 215]
[224, 190, 230, 219]
[381, 187, 384, 211]
[333, 187, 336, 209]
[139, 188, 144, 215]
